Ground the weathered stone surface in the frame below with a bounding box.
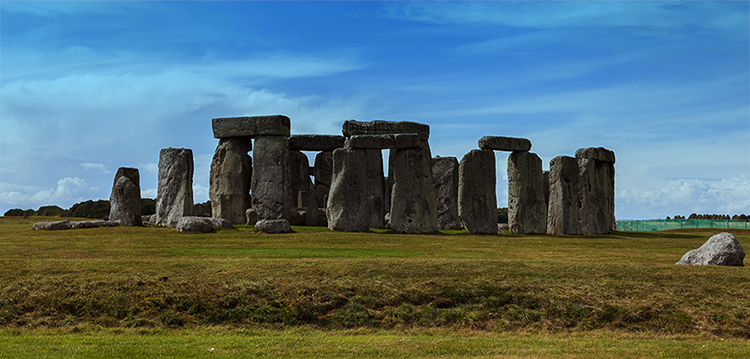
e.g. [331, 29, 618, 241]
[542, 170, 550, 210]
[575, 147, 615, 164]
[290, 150, 317, 208]
[32, 220, 72, 230]
[175, 216, 231, 232]
[327, 148, 370, 232]
[256, 219, 293, 233]
[212, 115, 291, 138]
[109, 167, 142, 226]
[365, 149, 385, 228]
[142, 215, 155, 225]
[508, 152, 547, 234]
[458, 149, 497, 234]
[251, 136, 292, 221]
[176, 216, 213, 233]
[676, 232, 745, 266]
[154, 148, 194, 227]
[432, 156, 462, 230]
[206, 217, 233, 229]
[342, 120, 430, 140]
[478, 136, 532, 152]
[314, 151, 334, 207]
[245, 208, 258, 225]
[346, 135, 394, 149]
[547, 156, 581, 235]
[578, 156, 615, 234]
[289, 134, 345, 151]
[71, 220, 118, 229]
[390, 142, 438, 233]
[210, 138, 252, 224]
[346, 133, 421, 149]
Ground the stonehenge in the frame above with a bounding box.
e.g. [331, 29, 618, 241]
[154, 148, 194, 227]
[109, 167, 142, 226]
[203, 115, 615, 236]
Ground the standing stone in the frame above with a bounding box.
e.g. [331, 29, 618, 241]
[458, 149, 497, 234]
[508, 152, 547, 234]
[390, 142, 438, 233]
[542, 170, 550, 210]
[109, 167, 142, 226]
[365, 149, 386, 228]
[314, 151, 334, 208]
[154, 148, 194, 227]
[210, 138, 251, 225]
[252, 136, 291, 221]
[546, 156, 581, 235]
[327, 148, 370, 232]
[432, 156, 462, 230]
[289, 150, 320, 226]
[576, 147, 615, 234]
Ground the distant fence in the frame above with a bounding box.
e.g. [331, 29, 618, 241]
[616, 219, 750, 231]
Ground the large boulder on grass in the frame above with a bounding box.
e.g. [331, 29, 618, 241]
[256, 219, 293, 233]
[676, 232, 745, 266]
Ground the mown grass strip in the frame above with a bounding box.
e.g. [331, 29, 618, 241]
[2, 328, 749, 359]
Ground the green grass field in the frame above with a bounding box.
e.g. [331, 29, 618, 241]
[1, 216, 749, 358]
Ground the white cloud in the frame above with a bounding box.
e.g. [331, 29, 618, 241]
[141, 188, 157, 200]
[79, 162, 111, 174]
[0, 177, 98, 211]
[617, 176, 750, 219]
[384, 2, 748, 37]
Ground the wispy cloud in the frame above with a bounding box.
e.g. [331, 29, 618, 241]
[384, 1, 748, 38]
[79, 163, 111, 174]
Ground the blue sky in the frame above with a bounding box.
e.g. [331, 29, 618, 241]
[1, 1, 748, 219]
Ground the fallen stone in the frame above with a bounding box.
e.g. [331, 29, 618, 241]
[547, 156, 581, 235]
[210, 138, 252, 224]
[342, 120, 430, 140]
[176, 216, 213, 233]
[327, 148, 371, 232]
[154, 148, 194, 227]
[256, 219, 293, 233]
[109, 167, 142, 226]
[432, 156, 462, 230]
[390, 143, 439, 233]
[498, 223, 509, 231]
[478, 136, 532, 152]
[578, 156, 615, 234]
[32, 220, 72, 230]
[289, 135, 346, 151]
[251, 135, 292, 221]
[575, 147, 616, 164]
[508, 152, 547, 234]
[71, 220, 111, 229]
[142, 215, 155, 225]
[245, 208, 258, 225]
[676, 232, 745, 266]
[206, 217, 233, 228]
[212, 115, 291, 138]
[458, 149, 497, 234]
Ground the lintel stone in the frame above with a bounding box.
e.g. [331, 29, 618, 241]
[346, 133, 420, 149]
[342, 120, 430, 140]
[575, 147, 615, 164]
[478, 136, 532, 152]
[289, 135, 345, 151]
[212, 115, 291, 138]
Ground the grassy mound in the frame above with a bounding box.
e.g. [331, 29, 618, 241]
[1, 216, 749, 338]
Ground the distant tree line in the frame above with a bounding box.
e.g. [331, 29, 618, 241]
[497, 207, 508, 223]
[4, 199, 214, 219]
[666, 214, 749, 221]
